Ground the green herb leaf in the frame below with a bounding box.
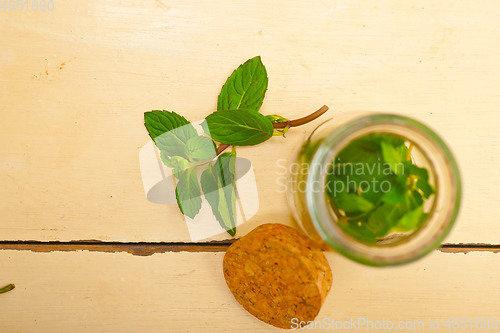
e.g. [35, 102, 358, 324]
[185, 136, 216, 161]
[328, 191, 375, 214]
[410, 165, 435, 199]
[410, 165, 429, 180]
[381, 184, 406, 204]
[381, 141, 405, 175]
[338, 220, 377, 244]
[203, 109, 273, 146]
[416, 178, 435, 199]
[367, 190, 423, 237]
[175, 168, 202, 219]
[161, 152, 189, 179]
[200, 153, 238, 236]
[144, 111, 198, 158]
[266, 114, 289, 123]
[367, 204, 396, 237]
[393, 205, 424, 231]
[218, 56, 268, 112]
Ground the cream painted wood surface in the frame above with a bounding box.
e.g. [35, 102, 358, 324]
[1, 0, 499, 242]
[0, 250, 498, 332]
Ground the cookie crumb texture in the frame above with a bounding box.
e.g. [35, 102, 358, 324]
[223, 223, 333, 329]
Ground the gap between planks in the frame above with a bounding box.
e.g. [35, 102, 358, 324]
[0, 241, 498, 256]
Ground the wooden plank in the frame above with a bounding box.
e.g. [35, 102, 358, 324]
[0, 250, 499, 332]
[0, 0, 499, 243]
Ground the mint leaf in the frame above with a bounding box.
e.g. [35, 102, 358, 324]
[144, 111, 198, 158]
[203, 109, 273, 146]
[410, 165, 429, 180]
[410, 165, 435, 199]
[161, 152, 189, 179]
[367, 190, 422, 237]
[200, 153, 238, 236]
[218, 56, 268, 112]
[367, 204, 396, 237]
[175, 168, 202, 219]
[416, 178, 435, 199]
[381, 141, 405, 175]
[381, 185, 405, 204]
[393, 205, 424, 231]
[328, 191, 375, 214]
[185, 136, 216, 161]
[338, 220, 377, 244]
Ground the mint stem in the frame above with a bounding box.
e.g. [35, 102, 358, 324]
[215, 105, 329, 156]
[273, 105, 329, 129]
[216, 144, 230, 156]
[0, 284, 15, 294]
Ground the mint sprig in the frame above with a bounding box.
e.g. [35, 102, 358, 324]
[144, 57, 328, 236]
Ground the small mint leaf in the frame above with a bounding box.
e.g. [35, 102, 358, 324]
[329, 192, 375, 214]
[382, 185, 405, 204]
[393, 205, 424, 231]
[144, 111, 197, 159]
[185, 136, 216, 161]
[410, 165, 430, 180]
[417, 178, 435, 199]
[381, 141, 405, 175]
[161, 152, 189, 179]
[266, 114, 289, 123]
[218, 56, 268, 112]
[200, 154, 238, 236]
[338, 220, 377, 244]
[175, 168, 202, 219]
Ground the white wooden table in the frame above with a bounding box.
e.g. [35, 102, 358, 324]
[1, 1, 499, 331]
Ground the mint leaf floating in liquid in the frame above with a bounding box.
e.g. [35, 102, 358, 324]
[143, 56, 329, 236]
[381, 141, 405, 175]
[202, 109, 274, 146]
[144, 111, 198, 159]
[218, 56, 268, 112]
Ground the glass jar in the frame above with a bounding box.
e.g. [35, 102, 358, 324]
[287, 113, 461, 266]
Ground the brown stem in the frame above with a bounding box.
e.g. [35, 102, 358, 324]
[273, 105, 329, 129]
[216, 144, 230, 156]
